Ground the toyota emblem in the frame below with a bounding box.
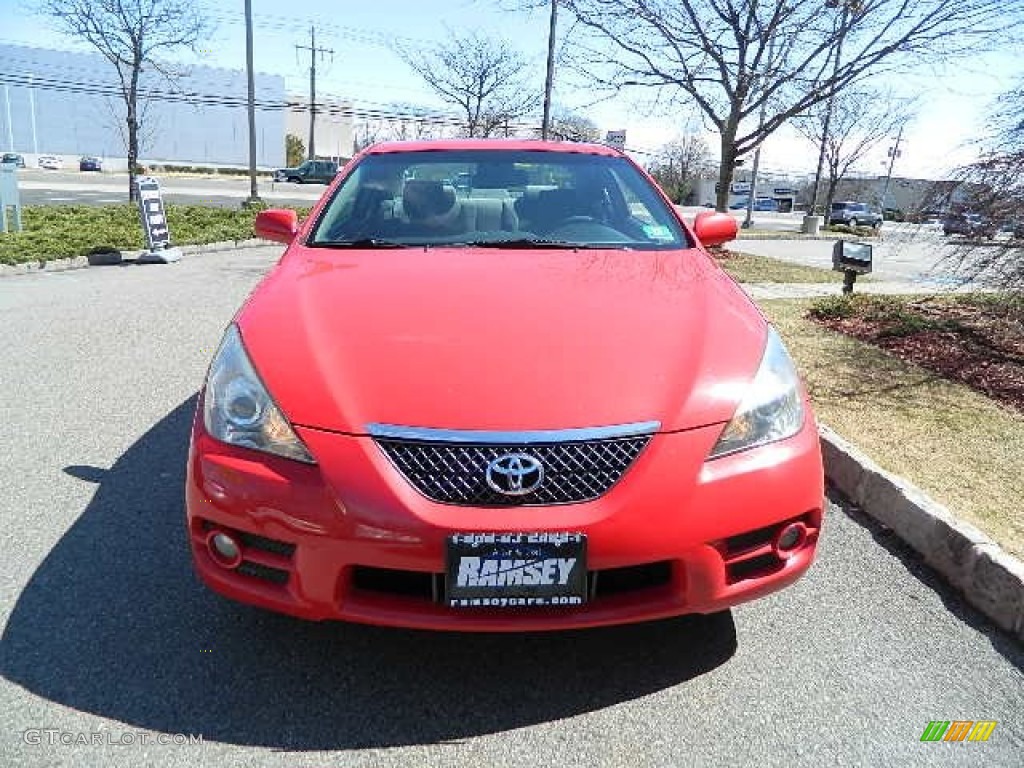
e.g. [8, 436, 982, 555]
[486, 453, 545, 496]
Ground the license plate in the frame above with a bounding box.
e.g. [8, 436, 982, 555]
[445, 532, 587, 608]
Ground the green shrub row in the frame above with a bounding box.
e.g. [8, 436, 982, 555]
[807, 294, 964, 338]
[142, 164, 274, 177]
[0, 204, 309, 265]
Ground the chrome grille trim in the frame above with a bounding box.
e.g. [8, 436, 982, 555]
[371, 422, 658, 506]
[366, 421, 661, 444]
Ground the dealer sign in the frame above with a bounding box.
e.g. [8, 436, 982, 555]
[133, 177, 181, 263]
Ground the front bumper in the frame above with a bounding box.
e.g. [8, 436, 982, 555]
[185, 406, 824, 631]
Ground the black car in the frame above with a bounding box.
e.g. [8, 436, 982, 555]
[1, 152, 25, 168]
[272, 159, 339, 184]
[79, 156, 103, 172]
[942, 213, 995, 238]
[829, 201, 883, 229]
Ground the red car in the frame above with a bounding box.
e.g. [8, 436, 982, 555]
[186, 139, 824, 631]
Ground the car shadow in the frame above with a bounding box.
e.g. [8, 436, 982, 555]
[0, 396, 737, 750]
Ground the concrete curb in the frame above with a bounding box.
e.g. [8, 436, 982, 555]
[0, 238, 268, 278]
[820, 424, 1024, 642]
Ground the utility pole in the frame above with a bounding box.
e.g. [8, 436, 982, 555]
[541, 0, 558, 140]
[880, 123, 904, 212]
[296, 27, 333, 161]
[244, 0, 260, 204]
[28, 74, 38, 155]
[3, 85, 13, 151]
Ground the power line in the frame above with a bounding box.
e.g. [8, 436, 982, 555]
[0, 70, 546, 133]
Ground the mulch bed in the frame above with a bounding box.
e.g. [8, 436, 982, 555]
[810, 299, 1024, 412]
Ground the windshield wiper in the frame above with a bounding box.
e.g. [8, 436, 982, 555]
[459, 238, 590, 249]
[312, 238, 410, 249]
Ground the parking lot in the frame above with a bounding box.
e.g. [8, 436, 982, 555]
[0, 248, 1021, 767]
[12, 169, 326, 208]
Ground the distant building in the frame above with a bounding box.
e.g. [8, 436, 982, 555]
[0, 43, 286, 169]
[692, 170, 807, 212]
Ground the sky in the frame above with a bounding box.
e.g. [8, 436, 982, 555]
[2, 0, 1020, 180]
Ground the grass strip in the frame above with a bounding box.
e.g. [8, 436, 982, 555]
[716, 249, 847, 283]
[0, 204, 310, 265]
[762, 297, 1024, 558]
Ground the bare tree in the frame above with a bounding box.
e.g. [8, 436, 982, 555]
[395, 31, 540, 138]
[352, 106, 447, 154]
[793, 90, 915, 216]
[547, 107, 600, 142]
[940, 81, 1024, 295]
[562, 0, 1011, 210]
[352, 120, 388, 154]
[647, 135, 713, 203]
[384, 104, 444, 142]
[42, 0, 208, 200]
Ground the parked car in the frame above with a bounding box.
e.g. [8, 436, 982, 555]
[37, 155, 63, 170]
[942, 212, 995, 238]
[187, 138, 825, 631]
[728, 198, 748, 209]
[828, 201, 883, 229]
[79, 156, 103, 172]
[272, 159, 339, 184]
[752, 197, 779, 212]
[1, 152, 25, 168]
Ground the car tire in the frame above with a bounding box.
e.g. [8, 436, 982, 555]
[848, 218, 858, 228]
[288, 176, 302, 184]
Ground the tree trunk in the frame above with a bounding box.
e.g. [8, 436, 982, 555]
[824, 165, 841, 222]
[715, 134, 739, 212]
[127, 109, 139, 202]
[127, 62, 141, 203]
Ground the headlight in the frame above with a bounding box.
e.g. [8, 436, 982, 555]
[203, 324, 315, 463]
[708, 328, 805, 459]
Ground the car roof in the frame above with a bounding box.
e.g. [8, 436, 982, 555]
[362, 138, 622, 157]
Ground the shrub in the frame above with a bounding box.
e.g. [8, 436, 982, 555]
[808, 295, 857, 320]
[826, 224, 879, 238]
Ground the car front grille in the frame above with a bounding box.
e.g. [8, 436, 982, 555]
[372, 423, 656, 506]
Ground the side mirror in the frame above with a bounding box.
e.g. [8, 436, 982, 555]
[254, 209, 299, 244]
[692, 211, 738, 246]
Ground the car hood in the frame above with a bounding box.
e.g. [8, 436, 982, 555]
[237, 245, 767, 434]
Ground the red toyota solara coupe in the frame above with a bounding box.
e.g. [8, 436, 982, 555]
[186, 139, 824, 631]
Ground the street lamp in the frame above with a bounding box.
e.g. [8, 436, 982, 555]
[879, 123, 904, 212]
[742, 33, 777, 230]
[804, 0, 860, 233]
[243, 0, 261, 206]
[541, 0, 558, 140]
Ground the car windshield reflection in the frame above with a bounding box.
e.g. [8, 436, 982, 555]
[310, 149, 690, 250]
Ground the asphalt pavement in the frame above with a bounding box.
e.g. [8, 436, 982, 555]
[0, 248, 1021, 767]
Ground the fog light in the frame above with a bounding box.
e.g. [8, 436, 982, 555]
[207, 531, 243, 568]
[773, 522, 807, 557]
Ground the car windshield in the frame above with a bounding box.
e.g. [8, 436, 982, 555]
[309, 149, 690, 250]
